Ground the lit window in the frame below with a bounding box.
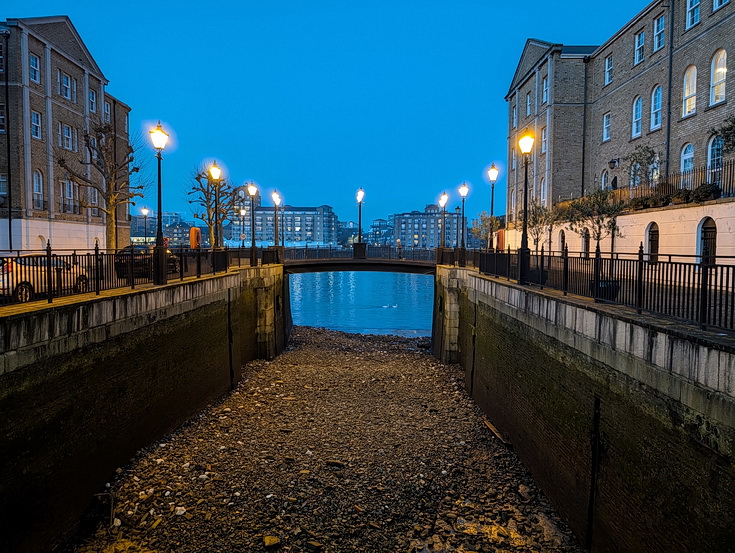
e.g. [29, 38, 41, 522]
[651, 85, 662, 129]
[605, 56, 613, 84]
[710, 49, 726, 105]
[635, 31, 645, 64]
[541, 126, 547, 153]
[632, 97, 642, 138]
[31, 111, 42, 139]
[654, 15, 666, 51]
[683, 66, 697, 116]
[686, 0, 700, 28]
[602, 112, 611, 141]
[542, 76, 548, 103]
[30, 54, 41, 83]
[89, 89, 97, 113]
[526, 92, 531, 116]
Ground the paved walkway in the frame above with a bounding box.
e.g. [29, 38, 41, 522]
[70, 327, 584, 553]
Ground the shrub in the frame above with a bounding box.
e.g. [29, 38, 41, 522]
[691, 183, 722, 202]
[671, 188, 691, 204]
[627, 196, 650, 210]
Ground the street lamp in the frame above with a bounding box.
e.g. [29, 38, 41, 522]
[518, 131, 535, 284]
[209, 161, 222, 248]
[356, 188, 365, 243]
[247, 181, 258, 266]
[454, 206, 461, 247]
[438, 192, 448, 248]
[149, 121, 169, 285]
[141, 207, 149, 245]
[458, 182, 469, 248]
[272, 190, 282, 247]
[487, 163, 499, 217]
[239, 207, 246, 248]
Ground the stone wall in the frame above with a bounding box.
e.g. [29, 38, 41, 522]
[0, 265, 289, 553]
[436, 266, 735, 552]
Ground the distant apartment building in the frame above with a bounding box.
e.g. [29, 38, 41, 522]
[506, 0, 733, 257]
[0, 16, 133, 250]
[393, 205, 464, 249]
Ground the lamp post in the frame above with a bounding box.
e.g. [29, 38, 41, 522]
[356, 188, 365, 243]
[272, 190, 282, 247]
[247, 181, 258, 266]
[149, 121, 169, 285]
[487, 164, 499, 251]
[438, 192, 448, 248]
[458, 182, 469, 248]
[209, 161, 222, 249]
[239, 207, 246, 248]
[455, 206, 461, 247]
[518, 132, 535, 284]
[141, 207, 149, 245]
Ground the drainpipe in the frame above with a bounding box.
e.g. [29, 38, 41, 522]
[2, 29, 12, 250]
[581, 56, 590, 197]
[664, 0, 675, 176]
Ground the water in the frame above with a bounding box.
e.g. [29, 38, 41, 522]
[289, 272, 434, 336]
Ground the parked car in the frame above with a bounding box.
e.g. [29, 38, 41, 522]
[0, 255, 89, 303]
[114, 245, 180, 278]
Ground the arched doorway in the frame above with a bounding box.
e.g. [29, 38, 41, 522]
[582, 229, 591, 258]
[646, 222, 659, 264]
[699, 217, 716, 264]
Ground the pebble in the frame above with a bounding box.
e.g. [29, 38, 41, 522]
[66, 327, 585, 553]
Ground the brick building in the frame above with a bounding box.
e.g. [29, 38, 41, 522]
[393, 204, 464, 249]
[0, 16, 132, 251]
[506, 0, 734, 257]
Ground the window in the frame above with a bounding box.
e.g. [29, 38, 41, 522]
[59, 123, 73, 150]
[526, 92, 531, 116]
[714, 0, 729, 10]
[0, 173, 7, 195]
[542, 76, 548, 103]
[511, 104, 517, 128]
[59, 71, 72, 99]
[541, 127, 547, 153]
[647, 223, 660, 263]
[0, 103, 5, 132]
[601, 170, 609, 189]
[511, 148, 517, 170]
[683, 66, 697, 116]
[124, 113, 129, 133]
[708, 136, 724, 185]
[604, 55, 613, 84]
[602, 112, 611, 141]
[31, 111, 42, 139]
[651, 85, 662, 129]
[681, 143, 695, 173]
[700, 217, 716, 263]
[632, 97, 642, 137]
[635, 32, 645, 64]
[687, 0, 700, 28]
[30, 54, 41, 83]
[0, 43, 4, 73]
[710, 49, 726, 105]
[654, 15, 666, 51]
[62, 179, 79, 213]
[630, 162, 642, 187]
[104, 101, 111, 123]
[540, 177, 548, 204]
[33, 171, 44, 209]
[89, 89, 97, 113]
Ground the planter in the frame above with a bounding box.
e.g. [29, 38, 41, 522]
[589, 279, 621, 302]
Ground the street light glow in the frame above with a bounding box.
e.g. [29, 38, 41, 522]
[356, 188, 365, 203]
[239, 207, 246, 217]
[459, 182, 469, 198]
[518, 133, 535, 155]
[141, 207, 149, 217]
[439, 192, 448, 208]
[487, 163, 499, 183]
[247, 182, 258, 197]
[149, 121, 169, 151]
[209, 161, 222, 181]
[272, 190, 282, 206]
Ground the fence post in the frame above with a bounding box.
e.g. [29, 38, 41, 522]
[128, 247, 135, 289]
[699, 246, 710, 330]
[196, 246, 202, 278]
[593, 244, 601, 302]
[94, 240, 101, 295]
[507, 246, 512, 281]
[46, 240, 53, 303]
[540, 245, 545, 289]
[636, 242, 644, 314]
[561, 244, 569, 296]
[179, 247, 184, 281]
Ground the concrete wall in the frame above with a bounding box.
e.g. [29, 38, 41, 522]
[435, 266, 735, 552]
[0, 265, 289, 553]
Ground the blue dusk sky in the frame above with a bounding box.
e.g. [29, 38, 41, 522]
[16, 0, 647, 226]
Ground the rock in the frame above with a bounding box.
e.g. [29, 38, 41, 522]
[174, 507, 186, 516]
[305, 540, 324, 551]
[263, 535, 281, 548]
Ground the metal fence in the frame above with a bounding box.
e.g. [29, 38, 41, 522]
[478, 247, 735, 332]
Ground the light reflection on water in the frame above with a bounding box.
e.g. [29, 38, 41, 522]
[289, 271, 434, 337]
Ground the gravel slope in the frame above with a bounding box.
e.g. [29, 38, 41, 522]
[69, 327, 585, 553]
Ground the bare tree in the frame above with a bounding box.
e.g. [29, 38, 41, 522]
[56, 123, 146, 250]
[567, 188, 625, 250]
[187, 166, 238, 247]
[470, 211, 501, 250]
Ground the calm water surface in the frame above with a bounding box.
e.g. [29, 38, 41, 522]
[289, 272, 434, 336]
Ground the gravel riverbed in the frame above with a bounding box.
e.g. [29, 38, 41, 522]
[70, 327, 585, 553]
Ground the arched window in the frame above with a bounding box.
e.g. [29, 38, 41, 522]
[646, 222, 659, 264]
[708, 136, 724, 186]
[540, 177, 548, 205]
[699, 217, 716, 264]
[32, 170, 44, 210]
[630, 162, 642, 188]
[681, 144, 695, 188]
[559, 230, 566, 253]
[582, 228, 591, 258]
[601, 170, 609, 189]
[632, 96, 642, 137]
[710, 49, 726, 105]
[683, 66, 697, 116]
[651, 85, 662, 129]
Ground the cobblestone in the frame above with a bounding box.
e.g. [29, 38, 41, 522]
[68, 327, 585, 553]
